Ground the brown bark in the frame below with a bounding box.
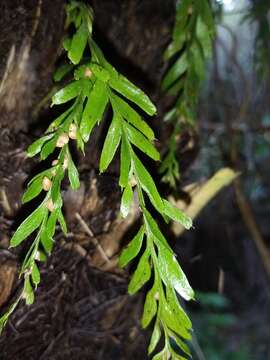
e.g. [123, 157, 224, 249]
[0, 0, 65, 131]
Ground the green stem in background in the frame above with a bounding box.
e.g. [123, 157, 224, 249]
[160, 0, 215, 188]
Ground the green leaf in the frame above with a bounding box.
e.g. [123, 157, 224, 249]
[162, 54, 188, 90]
[28, 169, 53, 187]
[74, 64, 90, 80]
[31, 262, 41, 287]
[68, 155, 80, 190]
[99, 113, 122, 172]
[119, 226, 144, 268]
[23, 276, 35, 305]
[142, 283, 158, 328]
[22, 177, 43, 204]
[169, 331, 191, 358]
[163, 199, 192, 229]
[198, 0, 215, 33]
[119, 133, 131, 188]
[76, 128, 85, 153]
[40, 136, 57, 160]
[90, 40, 156, 114]
[82, 4, 93, 35]
[10, 205, 47, 247]
[196, 16, 213, 59]
[0, 301, 19, 334]
[51, 167, 64, 205]
[72, 98, 84, 124]
[47, 211, 58, 238]
[38, 251, 47, 262]
[161, 299, 191, 341]
[164, 32, 186, 60]
[167, 78, 185, 97]
[152, 347, 171, 360]
[46, 106, 74, 133]
[111, 94, 155, 140]
[27, 134, 54, 158]
[80, 79, 108, 142]
[174, 0, 190, 39]
[52, 80, 82, 105]
[120, 184, 133, 218]
[190, 41, 205, 82]
[53, 63, 74, 82]
[109, 76, 156, 116]
[169, 348, 188, 360]
[164, 108, 177, 122]
[90, 63, 110, 82]
[74, 11, 82, 28]
[90, 40, 119, 80]
[157, 246, 194, 301]
[148, 321, 161, 355]
[128, 248, 151, 295]
[41, 210, 55, 254]
[41, 230, 54, 254]
[68, 23, 88, 65]
[126, 124, 160, 161]
[143, 210, 173, 252]
[166, 287, 192, 330]
[132, 152, 164, 213]
[57, 208, 67, 235]
[63, 37, 71, 51]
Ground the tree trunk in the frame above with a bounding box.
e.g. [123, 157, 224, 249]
[0, 2, 176, 359]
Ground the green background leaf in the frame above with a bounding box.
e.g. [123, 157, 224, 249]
[99, 113, 122, 172]
[10, 205, 47, 248]
[80, 80, 108, 142]
[68, 23, 88, 65]
[128, 248, 151, 295]
[119, 226, 144, 268]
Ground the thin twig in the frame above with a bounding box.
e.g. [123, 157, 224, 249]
[218, 268, 225, 294]
[0, 187, 12, 216]
[233, 178, 270, 277]
[75, 212, 111, 264]
[171, 168, 238, 236]
[192, 331, 207, 360]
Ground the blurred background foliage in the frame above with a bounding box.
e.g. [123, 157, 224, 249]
[183, 0, 270, 359]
